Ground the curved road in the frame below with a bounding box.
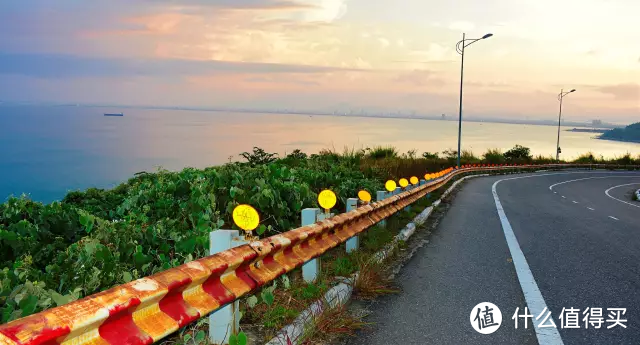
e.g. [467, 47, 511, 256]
[352, 170, 640, 345]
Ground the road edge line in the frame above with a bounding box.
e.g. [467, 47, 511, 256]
[492, 178, 565, 345]
[604, 183, 640, 209]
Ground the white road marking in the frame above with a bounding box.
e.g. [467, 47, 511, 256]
[553, 191, 557, 194]
[587, 207, 595, 211]
[485, 170, 637, 345]
[609, 216, 619, 221]
[572, 201, 579, 204]
[561, 196, 566, 198]
[493, 177, 565, 345]
[549, 175, 640, 191]
[604, 183, 640, 209]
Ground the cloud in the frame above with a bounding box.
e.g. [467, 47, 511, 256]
[448, 21, 476, 32]
[393, 70, 444, 87]
[591, 83, 640, 101]
[0, 53, 362, 79]
[244, 76, 320, 85]
[151, 0, 316, 10]
[466, 81, 513, 89]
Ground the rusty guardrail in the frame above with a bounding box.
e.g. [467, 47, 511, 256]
[1, 163, 638, 345]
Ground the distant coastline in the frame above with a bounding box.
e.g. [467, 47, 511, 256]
[567, 128, 608, 133]
[598, 122, 640, 143]
[0, 102, 626, 129]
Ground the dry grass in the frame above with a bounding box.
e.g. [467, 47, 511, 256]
[352, 254, 400, 300]
[300, 304, 367, 345]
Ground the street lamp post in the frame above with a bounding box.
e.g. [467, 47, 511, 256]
[555, 88, 576, 162]
[455, 33, 493, 168]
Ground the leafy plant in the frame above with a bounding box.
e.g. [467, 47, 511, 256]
[504, 145, 532, 161]
[331, 257, 356, 277]
[240, 147, 278, 166]
[367, 146, 398, 159]
[422, 152, 439, 159]
[229, 332, 248, 345]
[483, 148, 505, 164]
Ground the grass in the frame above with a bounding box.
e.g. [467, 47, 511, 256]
[235, 189, 436, 343]
[352, 253, 399, 300]
[367, 146, 399, 159]
[300, 303, 367, 345]
[483, 148, 505, 164]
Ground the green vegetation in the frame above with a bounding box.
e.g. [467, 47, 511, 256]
[1, 144, 639, 325]
[600, 122, 640, 143]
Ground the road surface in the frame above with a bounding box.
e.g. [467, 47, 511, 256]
[352, 170, 640, 345]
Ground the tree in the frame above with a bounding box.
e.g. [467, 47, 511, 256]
[503, 145, 532, 161]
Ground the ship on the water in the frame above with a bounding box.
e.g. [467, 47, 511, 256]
[104, 112, 124, 117]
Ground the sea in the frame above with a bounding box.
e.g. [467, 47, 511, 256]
[1, 105, 638, 203]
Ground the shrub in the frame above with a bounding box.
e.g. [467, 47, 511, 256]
[483, 149, 505, 164]
[422, 152, 439, 159]
[504, 145, 532, 161]
[367, 146, 398, 159]
[240, 147, 278, 166]
[441, 149, 458, 161]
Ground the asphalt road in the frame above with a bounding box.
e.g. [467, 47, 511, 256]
[352, 170, 640, 345]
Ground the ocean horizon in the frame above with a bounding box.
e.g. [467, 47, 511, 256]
[1, 105, 638, 203]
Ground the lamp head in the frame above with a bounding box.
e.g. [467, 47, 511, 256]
[570, 89, 576, 93]
[482, 33, 493, 39]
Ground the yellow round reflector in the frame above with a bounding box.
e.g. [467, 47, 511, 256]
[318, 189, 337, 210]
[232, 204, 260, 231]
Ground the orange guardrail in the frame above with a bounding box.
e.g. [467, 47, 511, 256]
[1, 163, 638, 345]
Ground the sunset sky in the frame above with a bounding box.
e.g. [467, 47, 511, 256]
[0, 0, 638, 122]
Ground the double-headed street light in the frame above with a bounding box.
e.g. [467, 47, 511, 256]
[455, 33, 493, 168]
[556, 88, 576, 162]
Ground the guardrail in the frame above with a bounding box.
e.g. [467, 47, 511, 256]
[1, 163, 638, 345]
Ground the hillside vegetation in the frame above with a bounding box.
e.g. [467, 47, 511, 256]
[600, 122, 640, 143]
[1, 145, 638, 323]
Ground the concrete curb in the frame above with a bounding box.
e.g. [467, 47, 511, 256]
[264, 173, 489, 345]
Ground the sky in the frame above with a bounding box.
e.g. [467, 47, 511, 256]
[0, 0, 638, 123]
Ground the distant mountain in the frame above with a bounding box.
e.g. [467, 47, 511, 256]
[599, 122, 640, 143]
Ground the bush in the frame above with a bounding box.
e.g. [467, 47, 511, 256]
[483, 149, 505, 164]
[441, 149, 458, 161]
[240, 147, 278, 166]
[367, 146, 398, 159]
[504, 145, 532, 162]
[422, 152, 439, 159]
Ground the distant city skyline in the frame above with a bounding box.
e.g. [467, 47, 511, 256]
[0, 101, 625, 127]
[0, 1, 638, 122]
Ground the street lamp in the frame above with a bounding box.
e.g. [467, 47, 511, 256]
[455, 33, 493, 168]
[555, 88, 576, 162]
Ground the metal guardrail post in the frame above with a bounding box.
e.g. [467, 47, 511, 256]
[345, 198, 360, 253]
[209, 230, 249, 344]
[302, 208, 321, 282]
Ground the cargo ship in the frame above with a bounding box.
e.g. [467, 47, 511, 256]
[104, 112, 124, 117]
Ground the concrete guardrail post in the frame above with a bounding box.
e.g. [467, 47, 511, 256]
[302, 208, 321, 282]
[402, 186, 411, 212]
[376, 190, 388, 227]
[301, 208, 332, 282]
[209, 230, 250, 344]
[345, 198, 359, 253]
